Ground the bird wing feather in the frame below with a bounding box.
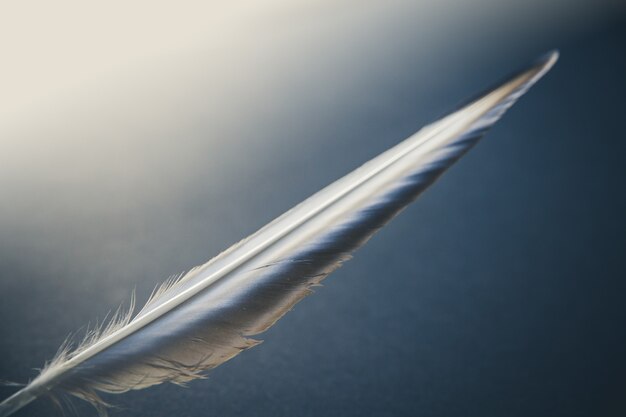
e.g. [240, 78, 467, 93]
[0, 51, 557, 416]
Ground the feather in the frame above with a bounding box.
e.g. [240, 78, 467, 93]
[0, 51, 558, 416]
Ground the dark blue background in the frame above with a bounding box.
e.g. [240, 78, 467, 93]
[1, 11, 625, 417]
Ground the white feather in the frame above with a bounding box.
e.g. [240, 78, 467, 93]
[0, 51, 557, 416]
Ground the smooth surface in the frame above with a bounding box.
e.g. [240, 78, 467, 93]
[1, 2, 625, 416]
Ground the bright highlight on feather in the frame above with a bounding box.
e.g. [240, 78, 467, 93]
[0, 51, 558, 416]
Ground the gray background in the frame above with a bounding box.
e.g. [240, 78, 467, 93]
[1, 2, 625, 416]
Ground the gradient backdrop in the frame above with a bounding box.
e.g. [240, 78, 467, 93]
[1, 1, 625, 416]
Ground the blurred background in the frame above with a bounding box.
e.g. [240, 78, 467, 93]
[1, 1, 625, 416]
